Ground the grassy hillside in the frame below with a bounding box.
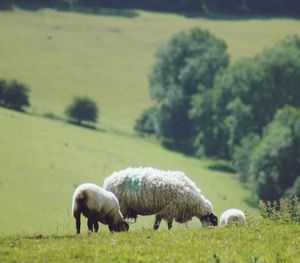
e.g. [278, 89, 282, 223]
[0, 7, 298, 238]
[0, 107, 253, 235]
[1, 224, 300, 262]
[0, 8, 299, 132]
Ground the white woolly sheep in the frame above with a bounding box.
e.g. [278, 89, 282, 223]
[219, 208, 246, 227]
[72, 183, 129, 234]
[103, 167, 218, 230]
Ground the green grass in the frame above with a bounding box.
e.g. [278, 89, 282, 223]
[0, 107, 253, 235]
[1, 224, 300, 262]
[0, 8, 299, 132]
[0, 7, 298, 255]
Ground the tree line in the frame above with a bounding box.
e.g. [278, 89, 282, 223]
[1, 0, 300, 15]
[0, 79, 99, 126]
[135, 29, 300, 202]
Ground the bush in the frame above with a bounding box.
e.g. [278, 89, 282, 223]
[0, 80, 30, 111]
[134, 106, 157, 135]
[65, 96, 99, 125]
[259, 197, 300, 223]
[0, 80, 6, 102]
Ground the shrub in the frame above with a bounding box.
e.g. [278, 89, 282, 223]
[2, 80, 30, 110]
[0, 80, 6, 103]
[259, 197, 300, 223]
[65, 96, 99, 125]
[134, 106, 157, 135]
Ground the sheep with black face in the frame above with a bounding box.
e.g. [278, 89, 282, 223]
[103, 167, 218, 230]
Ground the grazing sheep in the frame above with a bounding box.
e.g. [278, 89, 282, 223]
[220, 208, 246, 227]
[72, 183, 129, 234]
[103, 167, 218, 230]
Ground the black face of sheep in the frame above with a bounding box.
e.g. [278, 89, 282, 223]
[200, 213, 218, 227]
[108, 220, 129, 232]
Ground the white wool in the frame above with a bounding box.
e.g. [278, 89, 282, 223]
[220, 208, 246, 227]
[72, 183, 123, 225]
[103, 167, 214, 224]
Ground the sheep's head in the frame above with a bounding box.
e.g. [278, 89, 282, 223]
[200, 213, 218, 227]
[109, 220, 129, 232]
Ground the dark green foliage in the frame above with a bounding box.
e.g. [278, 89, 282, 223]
[155, 92, 192, 140]
[0, 80, 30, 111]
[250, 106, 300, 201]
[192, 36, 300, 159]
[2, 0, 300, 15]
[0, 80, 6, 101]
[233, 133, 260, 183]
[65, 96, 99, 125]
[190, 89, 229, 158]
[149, 28, 229, 100]
[235, 107, 300, 201]
[134, 106, 157, 135]
[286, 178, 300, 198]
[145, 27, 229, 144]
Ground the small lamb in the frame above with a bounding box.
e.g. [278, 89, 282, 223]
[219, 208, 246, 227]
[72, 183, 129, 234]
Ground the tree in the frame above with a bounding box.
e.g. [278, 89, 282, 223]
[192, 35, 300, 159]
[65, 96, 99, 125]
[143, 27, 229, 145]
[240, 106, 300, 201]
[3, 80, 30, 110]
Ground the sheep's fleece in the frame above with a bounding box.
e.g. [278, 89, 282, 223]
[103, 167, 215, 224]
[220, 208, 246, 226]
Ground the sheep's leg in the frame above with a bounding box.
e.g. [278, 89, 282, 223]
[75, 213, 81, 234]
[153, 215, 162, 230]
[87, 218, 93, 232]
[94, 221, 99, 233]
[167, 219, 173, 230]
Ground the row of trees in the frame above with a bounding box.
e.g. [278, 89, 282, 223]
[135, 29, 300, 201]
[1, 0, 300, 15]
[0, 79, 99, 126]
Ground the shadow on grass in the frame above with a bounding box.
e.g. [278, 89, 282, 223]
[24, 234, 77, 240]
[161, 138, 195, 157]
[67, 120, 106, 133]
[0, 104, 28, 113]
[207, 162, 236, 174]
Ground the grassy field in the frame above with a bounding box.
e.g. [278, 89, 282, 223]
[0, 8, 299, 132]
[0, 107, 253, 235]
[1, 7, 299, 261]
[1, 224, 300, 262]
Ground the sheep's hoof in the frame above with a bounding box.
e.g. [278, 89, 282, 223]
[153, 225, 159, 230]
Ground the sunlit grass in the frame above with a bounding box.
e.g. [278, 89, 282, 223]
[1, 224, 300, 262]
[0, 107, 252, 235]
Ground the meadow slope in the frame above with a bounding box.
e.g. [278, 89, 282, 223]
[0, 8, 298, 237]
[0, 107, 252, 235]
[0, 8, 299, 132]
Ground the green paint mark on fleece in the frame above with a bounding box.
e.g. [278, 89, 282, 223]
[126, 175, 142, 192]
